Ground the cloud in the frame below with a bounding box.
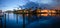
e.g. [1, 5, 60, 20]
[19, 2, 39, 10]
[19, 1, 54, 9]
[23, 2, 39, 8]
[19, 0, 60, 10]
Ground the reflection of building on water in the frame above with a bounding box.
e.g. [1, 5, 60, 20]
[41, 14, 48, 16]
[37, 14, 60, 16]
[24, 13, 60, 16]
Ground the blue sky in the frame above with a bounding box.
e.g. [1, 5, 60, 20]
[0, 0, 28, 11]
[0, 0, 60, 11]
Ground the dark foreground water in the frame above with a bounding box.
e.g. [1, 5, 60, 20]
[0, 13, 60, 28]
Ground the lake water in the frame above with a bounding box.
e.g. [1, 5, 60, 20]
[0, 13, 60, 28]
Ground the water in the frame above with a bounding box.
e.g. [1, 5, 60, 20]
[0, 13, 60, 28]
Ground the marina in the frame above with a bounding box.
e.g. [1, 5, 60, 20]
[1, 0, 60, 28]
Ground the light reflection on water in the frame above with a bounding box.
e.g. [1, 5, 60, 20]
[1, 13, 60, 28]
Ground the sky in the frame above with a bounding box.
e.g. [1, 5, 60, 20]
[0, 0, 28, 11]
[0, 0, 60, 11]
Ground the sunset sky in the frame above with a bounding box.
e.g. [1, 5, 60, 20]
[0, 0, 60, 11]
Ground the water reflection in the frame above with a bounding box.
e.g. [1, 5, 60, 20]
[23, 14, 60, 16]
[0, 13, 60, 28]
[22, 14, 60, 28]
